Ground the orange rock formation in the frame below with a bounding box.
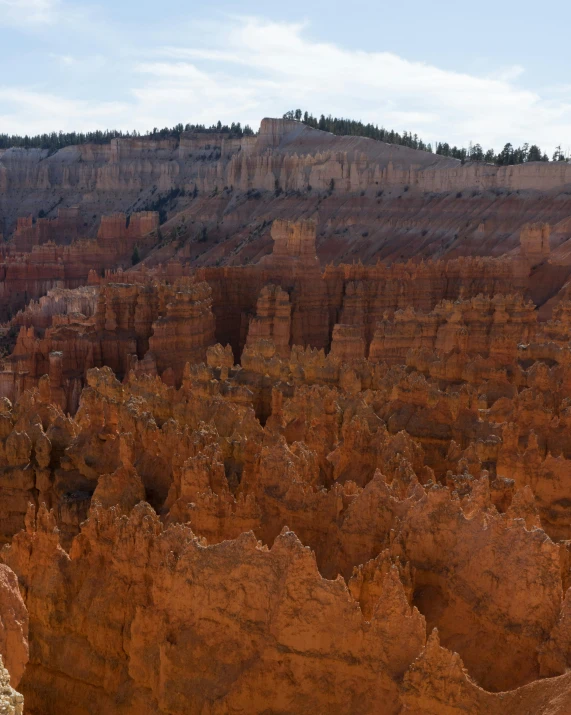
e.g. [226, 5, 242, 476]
[1, 124, 571, 713]
[0, 658, 24, 715]
[0, 564, 28, 687]
[0, 210, 158, 320]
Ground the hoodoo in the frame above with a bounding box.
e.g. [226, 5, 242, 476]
[1, 114, 571, 714]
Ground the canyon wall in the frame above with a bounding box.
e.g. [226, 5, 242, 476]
[3, 120, 571, 209]
[0, 276, 216, 410]
[3, 120, 571, 275]
[2, 123, 571, 714]
[0, 210, 158, 319]
[0, 219, 546, 411]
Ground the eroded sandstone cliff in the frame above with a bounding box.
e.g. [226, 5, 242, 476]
[4, 120, 571, 276]
[1, 125, 571, 713]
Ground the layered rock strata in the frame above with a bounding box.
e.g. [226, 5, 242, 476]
[0, 277, 216, 409]
[4, 121, 571, 276]
[0, 211, 158, 320]
[0, 217, 558, 415]
[0, 208, 569, 713]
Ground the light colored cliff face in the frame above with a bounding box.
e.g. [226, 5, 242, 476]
[4, 121, 571, 279]
[417, 160, 571, 192]
[3, 120, 571, 237]
[13, 285, 99, 331]
[0, 658, 24, 715]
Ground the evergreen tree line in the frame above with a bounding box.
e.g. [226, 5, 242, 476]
[284, 109, 433, 152]
[2, 109, 565, 165]
[0, 121, 255, 151]
[283, 109, 566, 165]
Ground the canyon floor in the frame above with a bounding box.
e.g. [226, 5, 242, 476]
[1, 122, 571, 713]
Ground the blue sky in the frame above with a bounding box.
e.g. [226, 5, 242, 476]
[1, 0, 570, 153]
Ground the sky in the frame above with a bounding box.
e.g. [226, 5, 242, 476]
[1, 0, 570, 154]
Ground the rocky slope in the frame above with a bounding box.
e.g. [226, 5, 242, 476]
[0, 218, 539, 412]
[2, 118, 571, 713]
[3, 119, 571, 272]
[0, 221, 568, 712]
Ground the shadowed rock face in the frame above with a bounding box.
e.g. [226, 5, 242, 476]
[2, 128, 571, 712]
[3, 120, 571, 274]
[0, 210, 159, 321]
[0, 222, 537, 412]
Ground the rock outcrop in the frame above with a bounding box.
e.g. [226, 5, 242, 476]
[147, 281, 216, 383]
[4, 120, 571, 280]
[0, 211, 159, 320]
[245, 284, 292, 358]
[369, 293, 537, 365]
[2, 130, 571, 712]
[520, 222, 551, 264]
[1, 352, 571, 710]
[0, 565, 28, 687]
[0, 657, 24, 715]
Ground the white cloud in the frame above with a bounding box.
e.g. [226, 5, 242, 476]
[48, 52, 107, 71]
[2, 15, 571, 153]
[49, 53, 76, 65]
[138, 17, 571, 151]
[0, 0, 59, 25]
[0, 88, 128, 135]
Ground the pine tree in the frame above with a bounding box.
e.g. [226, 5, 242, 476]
[470, 144, 484, 161]
[497, 143, 514, 166]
